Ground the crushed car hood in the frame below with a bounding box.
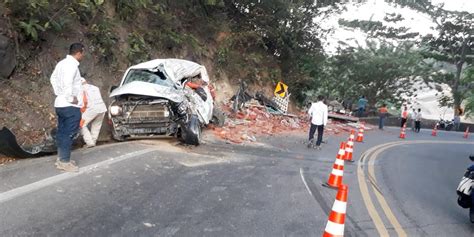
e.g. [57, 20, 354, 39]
[110, 81, 184, 102]
[129, 59, 209, 83]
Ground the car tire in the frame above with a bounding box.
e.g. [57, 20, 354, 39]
[181, 114, 202, 145]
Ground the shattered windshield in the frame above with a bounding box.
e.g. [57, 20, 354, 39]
[122, 69, 174, 87]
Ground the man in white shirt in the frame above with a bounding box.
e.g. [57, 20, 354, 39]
[80, 78, 107, 148]
[307, 95, 328, 150]
[415, 108, 422, 133]
[50, 43, 85, 172]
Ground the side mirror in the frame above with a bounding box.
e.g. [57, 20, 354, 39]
[110, 85, 118, 93]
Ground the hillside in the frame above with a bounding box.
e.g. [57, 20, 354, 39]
[0, 1, 304, 145]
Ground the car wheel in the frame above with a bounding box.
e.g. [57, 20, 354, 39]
[445, 124, 453, 131]
[182, 114, 202, 145]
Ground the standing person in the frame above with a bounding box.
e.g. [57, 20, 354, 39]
[307, 95, 328, 150]
[410, 108, 417, 131]
[415, 108, 422, 133]
[378, 103, 388, 130]
[400, 106, 409, 128]
[454, 107, 463, 131]
[50, 43, 85, 172]
[357, 96, 368, 117]
[80, 78, 107, 148]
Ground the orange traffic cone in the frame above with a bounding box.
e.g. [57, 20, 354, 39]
[348, 130, 355, 142]
[399, 124, 406, 139]
[323, 143, 345, 189]
[336, 142, 346, 160]
[464, 127, 470, 139]
[323, 184, 348, 237]
[355, 124, 364, 142]
[344, 140, 354, 162]
[431, 124, 438, 137]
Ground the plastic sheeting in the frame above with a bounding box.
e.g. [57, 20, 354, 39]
[0, 127, 55, 158]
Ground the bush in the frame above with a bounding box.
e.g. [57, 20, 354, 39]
[126, 32, 150, 65]
[86, 20, 118, 64]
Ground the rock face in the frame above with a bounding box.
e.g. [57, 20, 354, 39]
[0, 34, 16, 78]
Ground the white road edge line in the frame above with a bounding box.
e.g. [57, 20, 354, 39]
[0, 148, 157, 204]
[300, 168, 314, 197]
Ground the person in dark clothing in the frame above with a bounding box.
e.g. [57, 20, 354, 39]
[400, 106, 409, 128]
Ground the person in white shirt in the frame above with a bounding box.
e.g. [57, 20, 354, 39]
[80, 78, 107, 148]
[50, 43, 85, 172]
[307, 95, 328, 149]
[415, 108, 422, 133]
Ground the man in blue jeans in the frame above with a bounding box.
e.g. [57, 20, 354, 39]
[50, 43, 85, 172]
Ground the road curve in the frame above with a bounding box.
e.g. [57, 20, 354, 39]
[359, 140, 474, 236]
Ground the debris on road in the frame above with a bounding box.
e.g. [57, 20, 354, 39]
[210, 101, 371, 144]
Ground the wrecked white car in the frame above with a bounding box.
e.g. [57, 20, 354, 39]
[109, 59, 219, 145]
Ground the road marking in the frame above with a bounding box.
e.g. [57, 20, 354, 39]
[357, 145, 390, 236]
[300, 168, 314, 197]
[359, 140, 474, 237]
[0, 148, 157, 204]
[367, 143, 407, 237]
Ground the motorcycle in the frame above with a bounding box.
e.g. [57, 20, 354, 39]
[456, 155, 474, 223]
[438, 118, 454, 131]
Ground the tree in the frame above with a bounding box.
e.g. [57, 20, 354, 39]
[388, 0, 474, 115]
[221, 0, 344, 102]
[314, 41, 429, 108]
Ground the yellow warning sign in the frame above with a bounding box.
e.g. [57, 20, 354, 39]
[274, 81, 288, 98]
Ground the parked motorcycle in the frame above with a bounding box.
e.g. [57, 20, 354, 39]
[456, 155, 474, 223]
[438, 118, 454, 131]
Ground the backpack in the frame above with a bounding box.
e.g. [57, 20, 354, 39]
[456, 170, 474, 208]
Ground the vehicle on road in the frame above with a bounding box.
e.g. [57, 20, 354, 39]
[437, 118, 454, 131]
[456, 155, 474, 223]
[108, 59, 222, 145]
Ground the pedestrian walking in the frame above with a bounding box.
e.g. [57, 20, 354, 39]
[307, 95, 328, 150]
[50, 43, 85, 172]
[80, 78, 107, 148]
[357, 96, 368, 117]
[400, 106, 409, 128]
[410, 108, 416, 131]
[378, 103, 388, 130]
[415, 108, 422, 133]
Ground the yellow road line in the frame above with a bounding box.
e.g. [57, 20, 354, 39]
[359, 140, 474, 237]
[357, 144, 392, 236]
[367, 143, 407, 237]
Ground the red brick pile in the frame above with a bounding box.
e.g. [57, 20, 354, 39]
[210, 104, 372, 144]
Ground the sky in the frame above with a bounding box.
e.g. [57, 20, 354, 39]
[322, 0, 473, 53]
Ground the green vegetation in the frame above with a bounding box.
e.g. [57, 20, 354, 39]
[2, 0, 472, 114]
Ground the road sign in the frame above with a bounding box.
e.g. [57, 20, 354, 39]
[274, 82, 288, 98]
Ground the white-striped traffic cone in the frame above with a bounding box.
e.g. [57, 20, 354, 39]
[323, 143, 345, 189]
[323, 184, 348, 237]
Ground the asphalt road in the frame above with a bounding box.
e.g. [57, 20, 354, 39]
[373, 139, 474, 236]
[0, 126, 473, 236]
